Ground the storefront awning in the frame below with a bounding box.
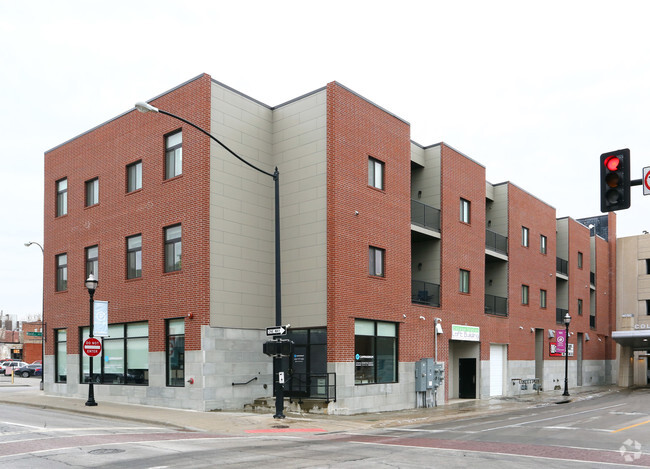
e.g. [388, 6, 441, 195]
[612, 330, 650, 350]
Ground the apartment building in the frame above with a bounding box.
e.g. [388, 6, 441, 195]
[614, 233, 650, 385]
[43, 74, 617, 414]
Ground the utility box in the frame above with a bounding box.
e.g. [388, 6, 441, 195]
[415, 358, 435, 391]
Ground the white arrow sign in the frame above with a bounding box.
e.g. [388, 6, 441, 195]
[266, 326, 287, 336]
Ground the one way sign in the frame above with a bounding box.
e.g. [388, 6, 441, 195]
[266, 325, 288, 336]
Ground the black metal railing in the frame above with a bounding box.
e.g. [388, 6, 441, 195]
[286, 372, 336, 402]
[411, 200, 441, 232]
[485, 294, 508, 316]
[556, 308, 568, 324]
[412, 280, 441, 307]
[556, 258, 568, 276]
[486, 230, 508, 255]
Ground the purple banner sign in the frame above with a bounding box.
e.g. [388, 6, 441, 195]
[556, 329, 566, 354]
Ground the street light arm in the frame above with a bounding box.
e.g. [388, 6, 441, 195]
[25, 241, 44, 253]
[135, 103, 276, 180]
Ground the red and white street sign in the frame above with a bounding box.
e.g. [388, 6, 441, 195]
[643, 166, 649, 196]
[83, 337, 102, 357]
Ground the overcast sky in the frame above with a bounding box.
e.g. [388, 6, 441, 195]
[2, 1, 649, 320]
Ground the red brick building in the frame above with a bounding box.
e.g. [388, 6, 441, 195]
[43, 74, 617, 413]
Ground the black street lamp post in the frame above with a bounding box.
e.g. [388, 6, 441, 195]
[135, 101, 285, 418]
[25, 241, 45, 391]
[85, 274, 98, 406]
[563, 312, 571, 397]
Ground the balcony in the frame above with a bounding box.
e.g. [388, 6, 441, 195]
[411, 200, 440, 232]
[485, 294, 508, 316]
[412, 280, 441, 307]
[486, 230, 508, 255]
[556, 258, 568, 277]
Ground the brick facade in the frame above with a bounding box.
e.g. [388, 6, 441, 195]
[44, 74, 212, 356]
[43, 75, 617, 413]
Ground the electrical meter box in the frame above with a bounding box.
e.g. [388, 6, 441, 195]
[415, 358, 435, 391]
[433, 362, 444, 388]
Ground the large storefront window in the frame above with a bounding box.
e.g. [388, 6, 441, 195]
[80, 322, 148, 385]
[167, 318, 185, 387]
[55, 329, 67, 383]
[355, 320, 397, 384]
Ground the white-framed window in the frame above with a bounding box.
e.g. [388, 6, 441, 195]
[165, 131, 183, 179]
[369, 246, 385, 277]
[540, 235, 547, 254]
[460, 198, 471, 224]
[540, 289, 547, 308]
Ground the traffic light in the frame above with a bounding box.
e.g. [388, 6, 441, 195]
[600, 149, 631, 212]
[262, 339, 294, 357]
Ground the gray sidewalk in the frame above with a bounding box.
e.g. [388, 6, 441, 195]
[0, 376, 621, 435]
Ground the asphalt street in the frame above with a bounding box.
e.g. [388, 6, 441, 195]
[2, 375, 650, 467]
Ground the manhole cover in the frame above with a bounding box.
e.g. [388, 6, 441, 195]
[88, 448, 126, 455]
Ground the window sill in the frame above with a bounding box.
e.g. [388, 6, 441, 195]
[164, 174, 183, 183]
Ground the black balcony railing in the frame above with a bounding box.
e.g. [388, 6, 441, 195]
[286, 372, 336, 402]
[412, 280, 441, 307]
[557, 258, 568, 276]
[556, 308, 568, 324]
[411, 200, 441, 232]
[485, 294, 508, 316]
[486, 230, 508, 255]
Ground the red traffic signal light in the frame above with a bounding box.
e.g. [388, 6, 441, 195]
[600, 149, 630, 212]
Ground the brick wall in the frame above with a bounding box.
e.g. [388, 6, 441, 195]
[506, 183, 557, 360]
[326, 82, 412, 363]
[44, 74, 212, 356]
